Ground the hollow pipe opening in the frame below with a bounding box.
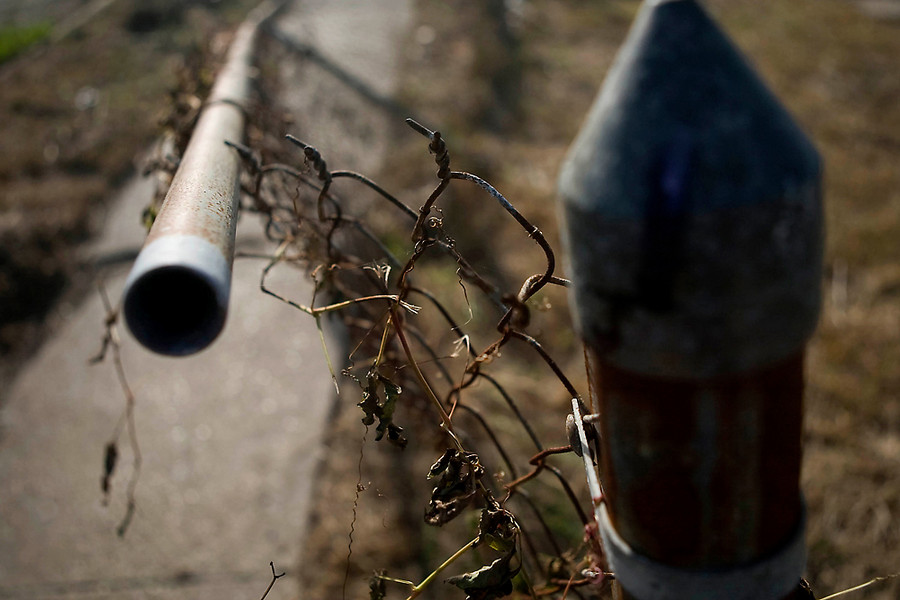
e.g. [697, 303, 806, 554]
[123, 265, 227, 356]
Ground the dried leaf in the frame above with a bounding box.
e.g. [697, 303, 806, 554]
[425, 497, 470, 526]
[425, 449, 484, 526]
[443, 506, 521, 599]
[385, 423, 407, 449]
[376, 380, 401, 441]
[358, 382, 378, 427]
[356, 373, 408, 449]
[369, 570, 387, 600]
[478, 506, 518, 553]
[445, 551, 519, 600]
[101, 441, 118, 496]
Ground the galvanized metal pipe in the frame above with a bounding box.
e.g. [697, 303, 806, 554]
[558, 1, 822, 598]
[122, 1, 284, 356]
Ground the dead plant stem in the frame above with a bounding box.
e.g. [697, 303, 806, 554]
[405, 536, 479, 600]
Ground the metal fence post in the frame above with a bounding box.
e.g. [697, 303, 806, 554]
[558, 1, 822, 599]
[121, 1, 285, 356]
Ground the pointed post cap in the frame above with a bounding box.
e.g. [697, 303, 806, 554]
[558, 0, 823, 378]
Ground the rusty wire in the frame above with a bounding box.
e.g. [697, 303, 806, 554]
[226, 116, 610, 598]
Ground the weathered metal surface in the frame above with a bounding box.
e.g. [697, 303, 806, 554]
[558, 0, 823, 379]
[122, 1, 284, 356]
[587, 350, 804, 568]
[558, 1, 823, 598]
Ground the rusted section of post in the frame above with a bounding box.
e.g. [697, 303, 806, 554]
[587, 353, 810, 600]
[122, 1, 285, 356]
[587, 352, 804, 568]
[558, 1, 823, 599]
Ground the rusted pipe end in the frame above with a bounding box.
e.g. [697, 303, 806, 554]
[121, 1, 271, 355]
[121, 98, 243, 356]
[122, 235, 230, 356]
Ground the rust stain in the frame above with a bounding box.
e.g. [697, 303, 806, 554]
[144, 102, 243, 252]
[586, 348, 804, 569]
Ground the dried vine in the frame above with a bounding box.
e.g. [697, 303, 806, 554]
[228, 118, 611, 599]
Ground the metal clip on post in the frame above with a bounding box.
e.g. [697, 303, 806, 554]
[121, 1, 284, 356]
[558, 1, 823, 599]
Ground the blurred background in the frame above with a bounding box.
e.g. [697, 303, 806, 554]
[0, 1, 897, 598]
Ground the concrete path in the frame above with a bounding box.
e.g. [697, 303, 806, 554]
[0, 1, 411, 598]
